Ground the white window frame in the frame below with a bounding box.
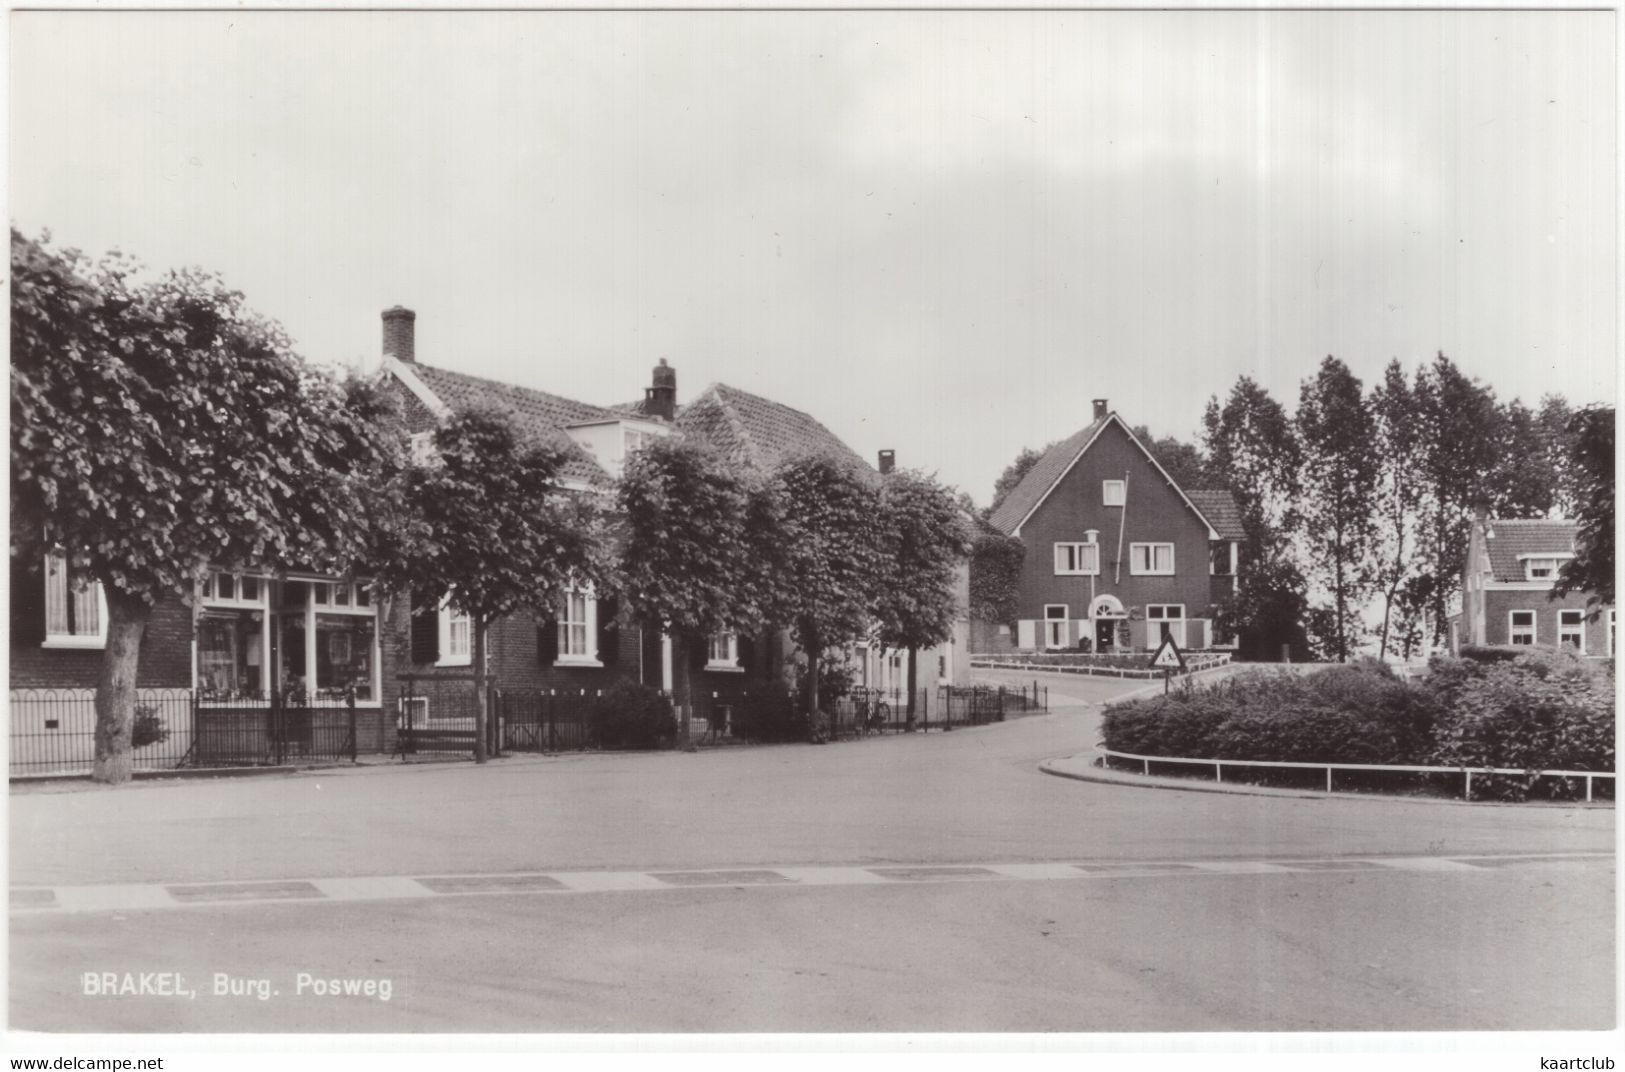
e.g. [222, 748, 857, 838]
[438, 599, 472, 667]
[196, 571, 272, 700]
[42, 553, 108, 650]
[1558, 610, 1585, 652]
[706, 631, 742, 671]
[1043, 604, 1069, 650]
[1102, 480, 1126, 507]
[1521, 554, 1572, 582]
[1129, 542, 1176, 576]
[554, 585, 602, 667]
[1053, 542, 1100, 576]
[1508, 610, 1536, 646]
[1146, 604, 1186, 645]
[409, 431, 437, 467]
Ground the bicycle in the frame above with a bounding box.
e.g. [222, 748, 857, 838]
[853, 688, 890, 737]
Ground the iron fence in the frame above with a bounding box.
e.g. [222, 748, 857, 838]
[9, 688, 360, 776]
[495, 687, 597, 753]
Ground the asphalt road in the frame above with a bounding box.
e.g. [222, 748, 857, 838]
[9, 669, 1616, 1032]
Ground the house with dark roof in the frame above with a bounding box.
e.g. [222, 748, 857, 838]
[377, 305, 961, 734]
[975, 400, 1245, 654]
[1447, 514, 1614, 657]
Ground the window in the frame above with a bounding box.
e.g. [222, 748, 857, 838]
[1129, 542, 1175, 575]
[1053, 542, 1100, 576]
[555, 586, 599, 664]
[1043, 604, 1069, 650]
[1522, 555, 1571, 581]
[1102, 480, 1125, 507]
[1509, 610, 1536, 646]
[409, 432, 436, 466]
[199, 575, 378, 704]
[1210, 542, 1237, 577]
[1146, 604, 1186, 644]
[706, 631, 740, 670]
[43, 553, 106, 649]
[438, 602, 472, 667]
[1559, 610, 1585, 651]
[625, 427, 657, 455]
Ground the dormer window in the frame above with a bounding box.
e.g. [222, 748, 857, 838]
[1519, 554, 1572, 581]
[565, 419, 669, 479]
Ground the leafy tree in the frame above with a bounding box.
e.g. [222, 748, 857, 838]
[1551, 405, 1614, 614]
[871, 470, 973, 725]
[369, 409, 604, 763]
[1130, 425, 1211, 491]
[969, 529, 1025, 628]
[10, 228, 397, 784]
[1488, 399, 1562, 519]
[988, 441, 1057, 515]
[1202, 377, 1305, 659]
[1536, 394, 1580, 515]
[1411, 354, 1506, 645]
[1370, 360, 1425, 658]
[777, 456, 885, 719]
[1296, 357, 1379, 662]
[615, 437, 779, 745]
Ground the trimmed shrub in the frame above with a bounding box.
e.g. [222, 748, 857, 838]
[1424, 649, 1614, 801]
[1457, 645, 1528, 665]
[589, 681, 677, 750]
[1102, 653, 1615, 801]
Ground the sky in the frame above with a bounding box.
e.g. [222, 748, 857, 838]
[11, 10, 1617, 506]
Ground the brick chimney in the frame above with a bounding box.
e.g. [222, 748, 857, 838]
[878, 450, 896, 474]
[644, 358, 677, 421]
[1092, 399, 1109, 421]
[382, 306, 416, 363]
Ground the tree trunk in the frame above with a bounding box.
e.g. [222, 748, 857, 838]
[1334, 553, 1347, 663]
[800, 623, 820, 717]
[680, 630, 696, 751]
[472, 617, 489, 764]
[905, 644, 919, 728]
[93, 590, 151, 786]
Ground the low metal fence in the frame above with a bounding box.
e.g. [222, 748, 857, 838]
[495, 687, 597, 753]
[936, 683, 1048, 728]
[1098, 746, 1616, 803]
[970, 653, 1232, 679]
[9, 688, 360, 776]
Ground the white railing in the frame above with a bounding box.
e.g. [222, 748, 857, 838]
[970, 653, 1231, 680]
[1097, 746, 1615, 803]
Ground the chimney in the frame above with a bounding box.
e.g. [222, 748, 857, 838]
[878, 450, 896, 474]
[1092, 399, 1109, 421]
[644, 358, 677, 421]
[382, 306, 416, 363]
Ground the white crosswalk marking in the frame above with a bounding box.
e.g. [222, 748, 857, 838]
[10, 852, 1610, 916]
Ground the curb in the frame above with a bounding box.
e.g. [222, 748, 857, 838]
[1039, 751, 1615, 808]
[11, 765, 299, 788]
[1039, 753, 1322, 800]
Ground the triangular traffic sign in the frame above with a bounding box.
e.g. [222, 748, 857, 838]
[1148, 635, 1185, 670]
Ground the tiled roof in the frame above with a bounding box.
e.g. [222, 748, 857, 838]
[986, 418, 1109, 535]
[676, 383, 870, 474]
[1483, 518, 1579, 582]
[1186, 490, 1247, 541]
[407, 363, 623, 485]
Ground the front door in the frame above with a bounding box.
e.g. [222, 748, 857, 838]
[1095, 619, 1117, 652]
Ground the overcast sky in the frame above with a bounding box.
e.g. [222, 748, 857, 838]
[11, 10, 1616, 505]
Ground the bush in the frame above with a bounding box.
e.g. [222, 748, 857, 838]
[1102, 652, 1615, 801]
[1424, 649, 1614, 801]
[131, 704, 169, 750]
[589, 681, 676, 750]
[1457, 645, 1528, 665]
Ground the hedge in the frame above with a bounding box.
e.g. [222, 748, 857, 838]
[1100, 651, 1614, 801]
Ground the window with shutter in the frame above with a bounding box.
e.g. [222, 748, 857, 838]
[536, 616, 559, 666]
[597, 597, 619, 667]
[409, 591, 440, 664]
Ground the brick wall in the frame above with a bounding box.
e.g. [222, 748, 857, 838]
[1479, 588, 1614, 655]
[10, 595, 194, 690]
[1010, 420, 1217, 642]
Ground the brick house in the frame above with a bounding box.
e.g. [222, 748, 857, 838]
[973, 400, 1244, 654]
[378, 305, 916, 730]
[1446, 516, 1614, 657]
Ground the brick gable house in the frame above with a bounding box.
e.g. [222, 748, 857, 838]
[975, 401, 1244, 654]
[1447, 515, 1615, 657]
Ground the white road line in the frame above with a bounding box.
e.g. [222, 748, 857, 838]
[11, 853, 1610, 916]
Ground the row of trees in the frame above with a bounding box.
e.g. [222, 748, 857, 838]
[988, 354, 1613, 661]
[11, 229, 972, 782]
